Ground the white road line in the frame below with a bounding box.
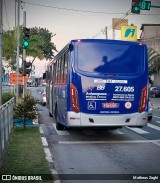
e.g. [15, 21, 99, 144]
[41, 137, 48, 146]
[126, 127, 149, 134]
[52, 123, 70, 135]
[110, 130, 124, 135]
[156, 121, 160, 123]
[39, 126, 44, 134]
[44, 148, 53, 163]
[58, 139, 160, 145]
[54, 180, 61, 183]
[153, 116, 160, 119]
[147, 123, 160, 131]
[51, 169, 58, 175]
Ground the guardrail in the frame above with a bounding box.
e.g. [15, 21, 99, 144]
[0, 97, 15, 165]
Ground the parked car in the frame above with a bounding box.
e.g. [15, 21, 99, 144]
[39, 89, 46, 106]
[148, 100, 153, 121]
[149, 86, 160, 98]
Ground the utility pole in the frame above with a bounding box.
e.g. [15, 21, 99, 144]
[105, 26, 108, 39]
[0, 0, 3, 106]
[23, 11, 26, 97]
[16, 0, 20, 103]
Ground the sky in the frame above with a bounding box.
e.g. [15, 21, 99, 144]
[3, 0, 160, 76]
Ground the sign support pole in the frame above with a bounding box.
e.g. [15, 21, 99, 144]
[0, 0, 3, 106]
[23, 11, 27, 98]
[16, 0, 20, 103]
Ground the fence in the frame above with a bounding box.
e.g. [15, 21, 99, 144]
[0, 97, 15, 165]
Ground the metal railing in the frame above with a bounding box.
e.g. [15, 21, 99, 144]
[0, 97, 15, 165]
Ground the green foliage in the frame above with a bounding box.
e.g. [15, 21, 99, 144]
[2, 92, 15, 105]
[2, 26, 57, 66]
[30, 27, 57, 60]
[14, 95, 38, 128]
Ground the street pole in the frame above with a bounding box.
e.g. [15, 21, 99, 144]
[0, 0, 3, 106]
[151, 5, 160, 8]
[23, 11, 26, 97]
[16, 0, 20, 103]
[105, 26, 108, 39]
[113, 28, 115, 40]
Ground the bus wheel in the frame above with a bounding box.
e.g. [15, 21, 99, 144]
[49, 111, 53, 117]
[55, 108, 64, 130]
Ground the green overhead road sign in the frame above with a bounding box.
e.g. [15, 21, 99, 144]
[141, 1, 151, 10]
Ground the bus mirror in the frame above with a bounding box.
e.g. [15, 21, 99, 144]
[43, 72, 46, 79]
[69, 44, 74, 52]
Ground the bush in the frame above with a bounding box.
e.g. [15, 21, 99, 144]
[14, 94, 38, 128]
[2, 92, 15, 104]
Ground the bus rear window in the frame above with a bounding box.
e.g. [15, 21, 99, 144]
[77, 43, 144, 74]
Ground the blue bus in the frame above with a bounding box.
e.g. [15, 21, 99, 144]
[45, 39, 148, 130]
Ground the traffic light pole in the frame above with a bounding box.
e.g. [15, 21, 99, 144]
[23, 11, 27, 98]
[0, 0, 3, 106]
[151, 5, 160, 8]
[16, 0, 20, 103]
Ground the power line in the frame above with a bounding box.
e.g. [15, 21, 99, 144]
[92, 9, 131, 39]
[21, 1, 160, 16]
[21, 1, 127, 15]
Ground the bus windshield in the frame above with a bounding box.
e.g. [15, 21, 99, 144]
[77, 42, 144, 74]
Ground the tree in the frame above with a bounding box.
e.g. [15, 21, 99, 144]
[148, 47, 160, 75]
[2, 26, 57, 71]
[30, 27, 57, 60]
[14, 94, 38, 128]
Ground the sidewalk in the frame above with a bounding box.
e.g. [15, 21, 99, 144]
[37, 104, 60, 183]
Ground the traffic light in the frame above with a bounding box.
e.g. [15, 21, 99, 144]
[23, 27, 30, 48]
[131, 0, 142, 14]
[22, 61, 32, 76]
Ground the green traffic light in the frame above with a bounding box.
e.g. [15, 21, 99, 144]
[23, 41, 29, 47]
[134, 6, 140, 11]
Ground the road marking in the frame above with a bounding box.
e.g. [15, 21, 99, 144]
[39, 126, 44, 134]
[58, 139, 160, 145]
[126, 127, 149, 134]
[153, 116, 160, 119]
[52, 123, 70, 135]
[147, 123, 160, 131]
[51, 169, 58, 175]
[44, 148, 53, 163]
[110, 130, 124, 135]
[156, 121, 160, 123]
[41, 137, 48, 146]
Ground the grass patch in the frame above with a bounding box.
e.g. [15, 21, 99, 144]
[0, 127, 53, 182]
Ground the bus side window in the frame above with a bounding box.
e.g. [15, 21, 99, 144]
[61, 54, 65, 84]
[64, 51, 68, 84]
[55, 60, 58, 84]
[49, 65, 52, 82]
[53, 63, 56, 83]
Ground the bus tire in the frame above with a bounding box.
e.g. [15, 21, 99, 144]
[148, 116, 152, 121]
[49, 111, 53, 117]
[55, 107, 64, 130]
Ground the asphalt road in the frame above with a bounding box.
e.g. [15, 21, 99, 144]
[30, 87, 160, 183]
